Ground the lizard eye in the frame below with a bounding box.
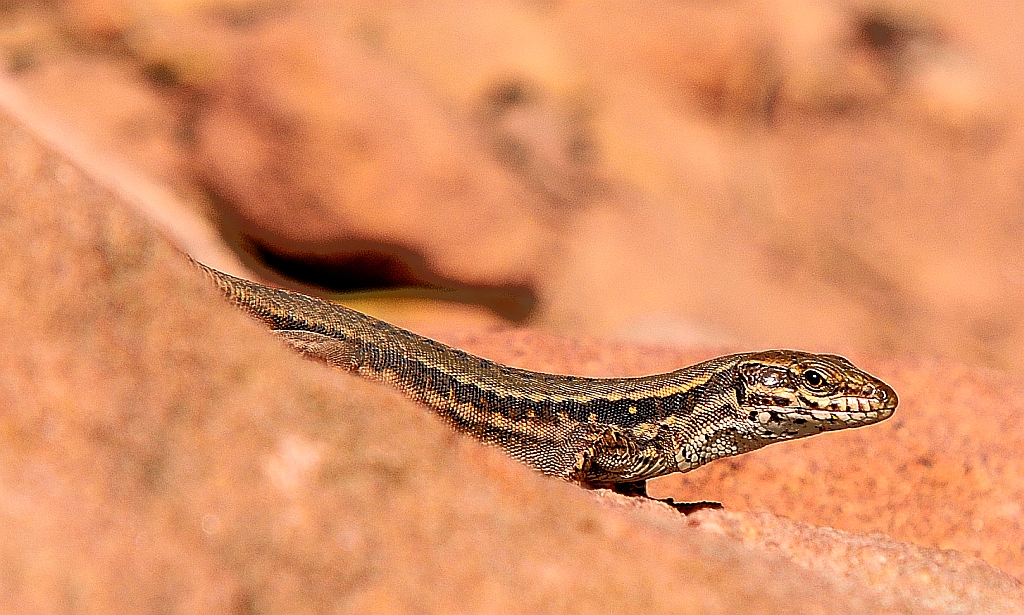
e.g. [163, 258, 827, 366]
[802, 369, 827, 389]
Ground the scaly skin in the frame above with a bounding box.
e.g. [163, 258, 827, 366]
[197, 261, 898, 499]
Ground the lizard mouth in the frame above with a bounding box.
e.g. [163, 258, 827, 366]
[798, 379, 898, 421]
[751, 396, 895, 438]
[799, 401, 895, 427]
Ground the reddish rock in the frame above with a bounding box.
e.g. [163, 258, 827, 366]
[4, 81, 1024, 613]
[192, 14, 558, 288]
[655, 356, 1024, 582]
[6, 1, 1024, 369]
[0, 100, 910, 614]
[1, 2, 1024, 610]
[683, 507, 1024, 614]
[433, 327, 1024, 585]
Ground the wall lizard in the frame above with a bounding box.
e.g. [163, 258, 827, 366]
[197, 261, 897, 509]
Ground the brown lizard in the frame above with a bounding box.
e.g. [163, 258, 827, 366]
[197, 261, 897, 509]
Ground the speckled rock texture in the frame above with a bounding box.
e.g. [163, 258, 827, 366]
[1, 1, 1024, 612]
[0, 102, 1022, 613]
[0, 103, 897, 614]
[427, 327, 1024, 586]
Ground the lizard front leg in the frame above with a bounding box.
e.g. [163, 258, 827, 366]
[575, 426, 723, 513]
[558, 424, 671, 486]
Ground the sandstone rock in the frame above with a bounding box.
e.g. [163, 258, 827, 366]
[0, 92, 910, 614]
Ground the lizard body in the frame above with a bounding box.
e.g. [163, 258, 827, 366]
[197, 262, 897, 496]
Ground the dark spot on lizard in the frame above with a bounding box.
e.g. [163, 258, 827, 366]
[733, 377, 746, 405]
[797, 394, 820, 409]
[746, 393, 775, 406]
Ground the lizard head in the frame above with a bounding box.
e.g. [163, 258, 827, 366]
[734, 350, 897, 441]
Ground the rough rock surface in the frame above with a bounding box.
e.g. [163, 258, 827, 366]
[0, 100, 903, 614]
[4, 1, 1024, 368]
[184, 0, 1024, 371]
[658, 356, 1024, 582]
[427, 327, 1024, 584]
[598, 496, 1024, 615]
[0, 1, 1023, 612]
[1, 98, 1022, 612]
[682, 507, 1024, 615]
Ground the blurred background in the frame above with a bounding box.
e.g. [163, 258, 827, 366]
[5, 0, 1023, 370]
